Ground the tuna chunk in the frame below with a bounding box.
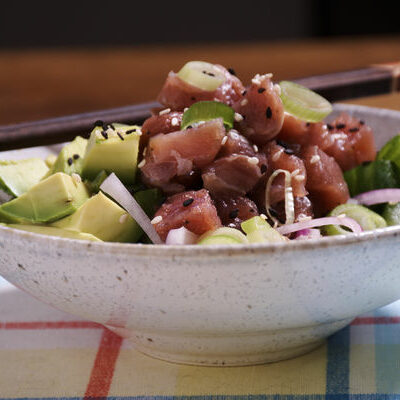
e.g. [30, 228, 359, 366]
[277, 113, 333, 151]
[301, 145, 349, 216]
[233, 74, 284, 145]
[153, 189, 221, 241]
[324, 113, 376, 171]
[141, 111, 183, 150]
[202, 154, 262, 198]
[157, 65, 245, 110]
[218, 130, 256, 158]
[272, 196, 314, 223]
[141, 119, 225, 193]
[214, 196, 259, 230]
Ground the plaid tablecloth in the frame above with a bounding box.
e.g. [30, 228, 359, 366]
[1, 276, 400, 399]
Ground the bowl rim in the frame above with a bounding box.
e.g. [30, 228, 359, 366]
[1, 103, 400, 258]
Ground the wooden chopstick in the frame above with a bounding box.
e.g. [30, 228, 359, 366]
[1, 63, 399, 151]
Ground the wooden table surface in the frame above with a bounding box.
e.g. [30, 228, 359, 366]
[1, 36, 400, 125]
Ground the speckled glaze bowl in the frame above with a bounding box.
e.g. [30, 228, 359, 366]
[1, 104, 400, 366]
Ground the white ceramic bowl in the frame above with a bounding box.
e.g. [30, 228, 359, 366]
[1, 104, 400, 366]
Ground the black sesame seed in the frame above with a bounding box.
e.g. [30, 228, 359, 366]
[269, 208, 278, 217]
[257, 88, 266, 93]
[191, 96, 196, 101]
[284, 148, 294, 155]
[182, 198, 194, 207]
[228, 68, 236, 75]
[146, 131, 151, 135]
[266, 107, 272, 119]
[327, 124, 334, 130]
[73, 154, 80, 160]
[260, 164, 267, 174]
[208, 72, 215, 77]
[359, 120, 365, 125]
[276, 140, 288, 148]
[362, 161, 372, 167]
[126, 129, 137, 135]
[184, 220, 189, 225]
[117, 132, 124, 141]
[306, 122, 310, 127]
[93, 120, 104, 128]
[67, 158, 73, 166]
[187, 125, 193, 129]
[242, 90, 247, 96]
[349, 127, 359, 133]
[101, 130, 108, 139]
[336, 123, 346, 129]
[229, 209, 239, 219]
[249, 208, 255, 213]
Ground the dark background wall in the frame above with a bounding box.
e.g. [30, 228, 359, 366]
[0, 0, 398, 48]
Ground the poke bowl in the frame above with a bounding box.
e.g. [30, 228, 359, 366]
[1, 62, 400, 366]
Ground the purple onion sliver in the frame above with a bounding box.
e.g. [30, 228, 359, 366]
[100, 173, 163, 244]
[294, 228, 322, 240]
[276, 216, 362, 235]
[353, 188, 400, 206]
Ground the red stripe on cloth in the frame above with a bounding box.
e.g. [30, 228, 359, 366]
[0, 321, 102, 330]
[84, 328, 123, 399]
[352, 316, 400, 325]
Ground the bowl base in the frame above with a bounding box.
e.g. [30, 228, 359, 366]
[106, 317, 352, 366]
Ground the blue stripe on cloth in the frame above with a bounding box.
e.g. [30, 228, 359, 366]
[2, 395, 400, 400]
[326, 325, 350, 398]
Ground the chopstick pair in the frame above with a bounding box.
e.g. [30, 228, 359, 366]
[1, 62, 399, 151]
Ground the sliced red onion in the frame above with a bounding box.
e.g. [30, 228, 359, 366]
[353, 188, 400, 206]
[165, 226, 199, 245]
[276, 216, 362, 236]
[294, 228, 322, 240]
[100, 173, 163, 244]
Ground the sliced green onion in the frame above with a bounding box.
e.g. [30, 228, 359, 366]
[177, 61, 225, 91]
[279, 81, 332, 122]
[198, 227, 248, 245]
[377, 134, 400, 166]
[180, 101, 235, 130]
[323, 203, 386, 236]
[241, 216, 286, 243]
[343, 160, 400, 197]
[265, 169, 294, 225]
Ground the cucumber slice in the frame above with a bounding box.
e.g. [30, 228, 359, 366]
[198, 227, 248, 245]
[382, 202, 400, 226]
[241, 216, 286, 243]
[344, 160, 400, 197]
[181, 101, 235, 130]
[323, 203, 387, 236]
[377, 134, 400, 167]
[279, 81, 332, 122]
[177, 61, 225, 91]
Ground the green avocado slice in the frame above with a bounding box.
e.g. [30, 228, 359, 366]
[0, 172, 90, 224]
[0, 158, 49, 197]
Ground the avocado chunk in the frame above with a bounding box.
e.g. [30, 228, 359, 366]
[0, 158, 49, 197]
[198, 227, 248, 245]
[45, 154, 57, 168]
[7, 224, 101, 241]
[52, 191, 141, 243]
[47, 136, 87, 177]
[241, 216, 287, 243]
[81, 124, 141, 185]
[0, 172, 90, 224]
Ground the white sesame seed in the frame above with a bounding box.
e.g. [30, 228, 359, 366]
[248, 156, 259, 165]
[138, 159, 146, 168]
[294, 175, 305, 181]
[71, 173, 82, 184]
[184, 108, 189, 112]
[260, 214, 267, 220]
[234, 112, 244, 122]
[229, 130, 240, 140]
[119, 213, 128, 224]
[142, 147, 147, 156]
[310, 155, 321, 164]
[272, 148, 284, 162]
[221, 136, 228, 145]
[151, 215, 163, 224]
[253, 144, 259, 153]
[337, 213, 346, 219]
[331, 133, 347, 140]
[291, 168, 300, 177]
[171, 117, 179, 126]
[240, 99, 249, 106]
[159, 108, 171, 116]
